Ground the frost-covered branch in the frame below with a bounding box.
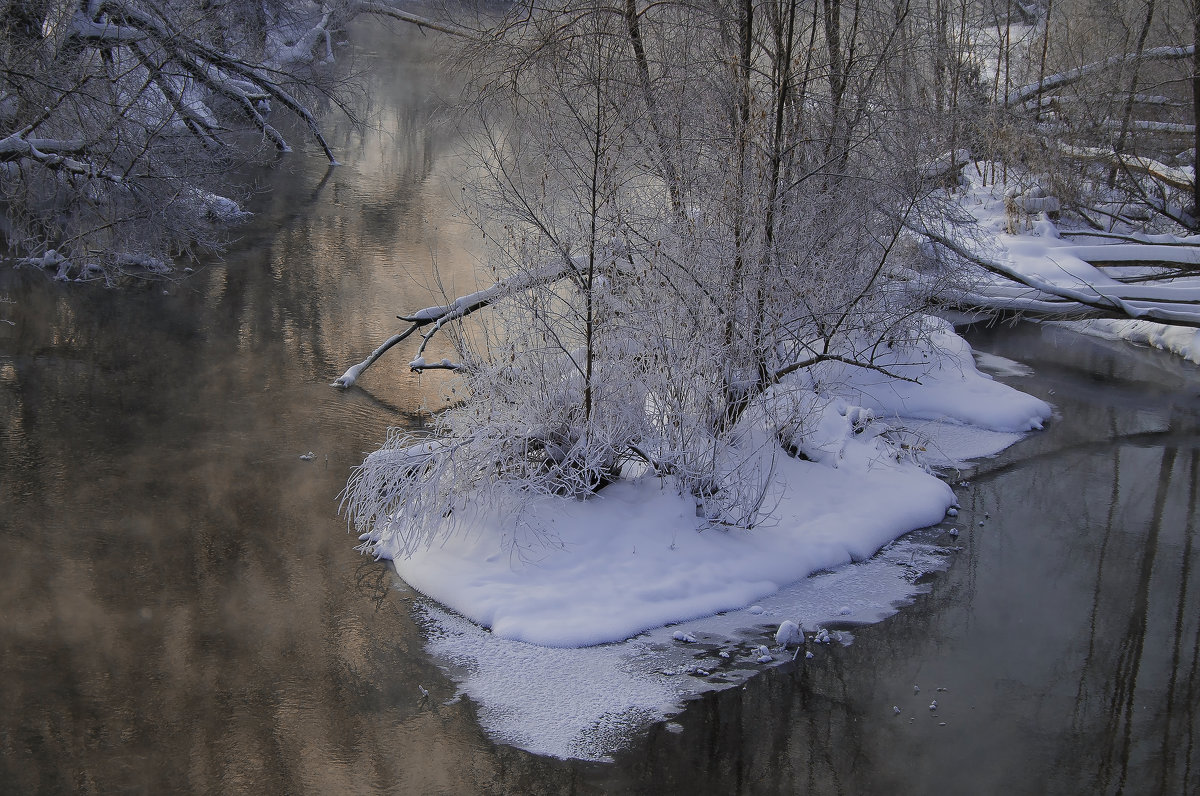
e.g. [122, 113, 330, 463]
[332, 327, 422, 388]
[92, 0, 340, 161]
[772, 353, 921, 385]
[333, 260, 579, 388]
[0, 132, 126, 183]
[355, 1, 474, 37]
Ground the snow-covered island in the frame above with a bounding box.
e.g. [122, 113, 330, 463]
[361, 318, 1051, 649]
[339, 311, 1055, 761]
[333, 142, 1200, 756]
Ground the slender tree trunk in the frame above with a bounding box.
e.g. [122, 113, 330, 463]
[757, 0, 799, 389]
[721, 0, 755, 431]
[584, 77, 601, 428]
[1192, 0, 1200, 214]
[1115, 0, 1158, 158]
[1035, 0, 1054, 123]
[623, 0, 682, 212]
[949, 0, 970, 151]
[823, 0, 845, 162]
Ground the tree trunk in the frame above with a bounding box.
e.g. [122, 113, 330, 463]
[1193, 0, 1200, 215]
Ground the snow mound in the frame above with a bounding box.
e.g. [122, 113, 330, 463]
[374, 325, 1050, 648]
[774, 620, 803, 647]
[803, 317, 1052, 433]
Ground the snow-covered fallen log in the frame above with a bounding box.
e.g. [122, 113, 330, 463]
[1098, 119, 1195, 136]
[1007, 44, 1195, 106]
[1065, 244, 1200, 267]
[920, 149, 971, 182]
[917, 164, 1200, 332]
[69, 13, 149, 44]
[1066, 318, 1200, 364]
[1058, 229, 1200, 247]
[1054, 143, 1193, 193]
[913, 224, 1200, 328]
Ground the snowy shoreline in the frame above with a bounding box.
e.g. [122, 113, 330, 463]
[932, 165, 1200, 366]
[375, 319, 1052, 650]
[357, 317, 1057, 760]
[1057, 317, 1200, 364]
[355, 304, 1055, 759]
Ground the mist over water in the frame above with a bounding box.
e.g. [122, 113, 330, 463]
[1, 23, 1197, 795]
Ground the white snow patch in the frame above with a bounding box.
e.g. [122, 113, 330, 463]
[409, 515, 986, 760]
[973, 351, 1035, 378]
[802, 318, 1051, 434]
[388, 453, 954, 648]
[774, 620, 803, 647]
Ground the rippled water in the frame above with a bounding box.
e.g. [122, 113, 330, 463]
[2, 24, 1198, 796]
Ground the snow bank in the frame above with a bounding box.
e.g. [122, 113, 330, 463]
[804, 317, 1051, 433]
[415, 525, 973, 760]
[1065, 318, 1200, 364]
[375, 324, 1050, 649]
[388, 453, 953, 648]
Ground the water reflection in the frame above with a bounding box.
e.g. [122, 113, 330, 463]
[581, 324, 1200, 795]
[0, 22, 493, 795]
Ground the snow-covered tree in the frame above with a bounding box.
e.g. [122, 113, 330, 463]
[342, 0, 954, 552]
[0, 0, 458, 280]
[328, 0, 1200, 554]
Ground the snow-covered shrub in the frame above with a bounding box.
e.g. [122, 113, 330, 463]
[345, 0, 953, 554]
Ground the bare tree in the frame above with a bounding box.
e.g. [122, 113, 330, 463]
[342, 0, 950, 553]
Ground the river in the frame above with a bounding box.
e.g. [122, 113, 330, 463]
[1, 23, 1198, 796]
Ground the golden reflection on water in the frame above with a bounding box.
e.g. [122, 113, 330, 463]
[0, 21, 516, 795]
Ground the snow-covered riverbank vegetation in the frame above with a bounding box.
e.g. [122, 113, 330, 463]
[0, 0, 457, 280]
[890, 0, 1200, 340]
[336, 1, 1200, 650]
[337, 0, 1067, 645]
[924, 162, 1200, 361]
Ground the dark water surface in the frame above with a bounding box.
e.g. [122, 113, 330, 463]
[630, 324, 1200, 796]
[3, 25, 1200, 796]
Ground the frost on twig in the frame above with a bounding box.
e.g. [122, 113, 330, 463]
[333, 261, 578, 387]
